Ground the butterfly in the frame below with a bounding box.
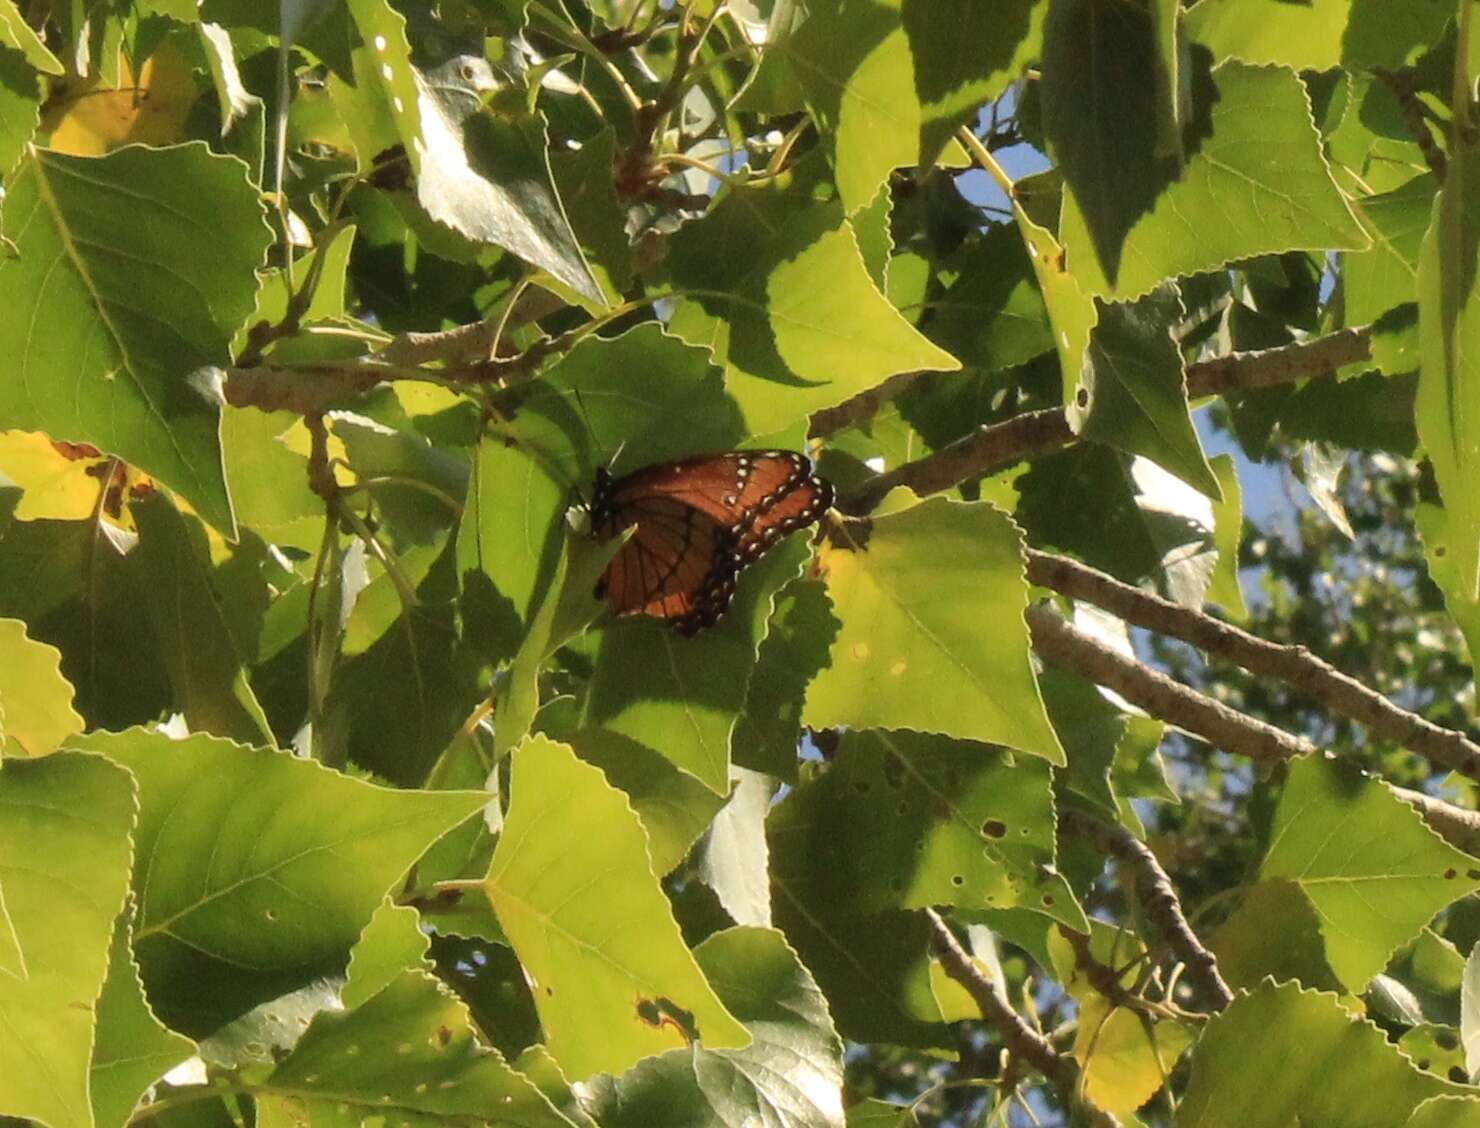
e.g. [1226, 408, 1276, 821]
[590, 450, 834, 635]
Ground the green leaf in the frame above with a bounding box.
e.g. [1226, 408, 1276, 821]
[234, 224, 358, 357]
[732, 577, 837, 782]
[332, 414, 468, 549]
[1056, 61, 1367, 299]
[1074, 286, 1222, 500]
[781, 0, 917, 214]
[0, 616, 82, 756]
[0, 0, 63, 73]
[0, 518, 172, 730]
[0, 45, 41, 175]
[66, 727, 488, 1035]
[766, 889, 949, 1050]
[1417, 501, 1480, 666]
[483, 736, 749, 1080]
[1015, 204, 1099, 403]
[1464, 939, 1480, 1082]
[584, 926, 846, 1128]
[560, 728, 728, 878]
[1204, 453, 1247, 619]
[1407, 1097, 1480, 1128]
[341, 900, 430, 1008]
[1399, 1024, 1468, 1085]
[667, 190, 959, 436]
[1074, 994, 1194, 1118]
[804, 495, 1065, 764]
[548, 127, 635, 304]
[846, 1099, 919, 1127]
[901, 0, 1045, 168]
[130, 492, 275, 745]
[1346, 173, 1435, 329]
[494, 531, 618, 760]
[1186, 0, 1453, 71]
[1040, 666, 1124, 820]
[1261, 756, 1480, 991]
[923, 224, 1055, 373]
[325, 539, 478, 786]
[344, 0, 602, 304]
[1418, 97, 1480, 600]
[771, 732, 1084, 928]
[221, 407, 321, 549]
[91, 903, 196, 1128]
[1210, 878, 1342, 993]
[0, 144, 273, 533]
[581, 536, 807, 795]
[1177, 981, 1469, 1125]
[0, 751, 136, 1128]
[696, 768, 775, 929]
[1041, 0, 1168, 295]
[261, 902, 573, 1128]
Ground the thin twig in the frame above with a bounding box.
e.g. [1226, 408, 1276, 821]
[1026, 550, 1480, 786]
[1059, 809, 1234, 1010]
[1025, 604, 1480, 855]
[926, 910, 1123, 1128]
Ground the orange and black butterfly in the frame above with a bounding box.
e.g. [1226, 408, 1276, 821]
[590, 450, 833, 635]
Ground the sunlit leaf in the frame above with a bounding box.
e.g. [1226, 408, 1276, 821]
[484, 736, 748, 1080]
[668, 189, 959, 436]
[0, 616, 82, 756]
[1187, 0, 1453, 71]
[1177, 981, 1472, 1125]
[91, 903, 196, 1128]
[0, 144, 272, 532]
[260, 900, 574, 1128]
[0, 752, 135, 1128]
[805, 495, 1065, 764]
[585, 927, 846, 1128]
[1262, 756, 1480, 991]
[1056, 61, 1367, 299]
[66, 727, 488, 1035]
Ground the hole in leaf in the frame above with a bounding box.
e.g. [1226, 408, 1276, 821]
[982, 819, 1007, 838]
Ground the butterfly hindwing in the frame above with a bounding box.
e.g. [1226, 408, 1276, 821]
[591, 450, 831, 634]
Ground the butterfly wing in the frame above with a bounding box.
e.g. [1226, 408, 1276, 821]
[592, 450, 832, 634]
[733, 473, 835, 563]
[593, 494, 739, 635]
[604, 451, 819, 527]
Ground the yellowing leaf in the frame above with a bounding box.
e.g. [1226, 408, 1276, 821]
[46, 41, 198, 154]
[0, 431, 156, 529]
[1073, 996, 1192, 1116]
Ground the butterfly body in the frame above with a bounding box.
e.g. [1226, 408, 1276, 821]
[591, 450, 833, 634]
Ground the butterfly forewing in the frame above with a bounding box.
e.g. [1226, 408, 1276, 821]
[591, 450, 832, 634]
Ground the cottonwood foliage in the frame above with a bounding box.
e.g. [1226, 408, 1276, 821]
[2, 0, 1480, 1125]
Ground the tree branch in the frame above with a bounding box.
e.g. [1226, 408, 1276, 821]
[1182, 325, 1372, 398]
[1026, 604, 1480, 855]
[925, 909, 1123, 1128]
[1058, 809, 1234, 1011]
[1026, 550, 1480, 786]
[840, 409, 1073, 515]
[833, 326, 1373, 514]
